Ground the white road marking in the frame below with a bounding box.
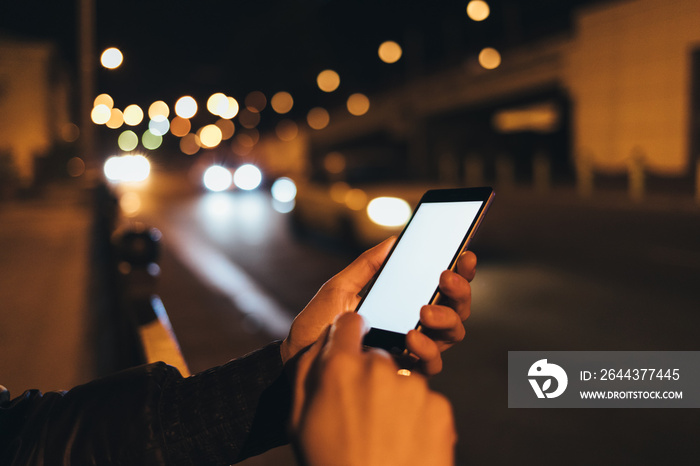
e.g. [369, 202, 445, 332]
[164, 226, 293, 339]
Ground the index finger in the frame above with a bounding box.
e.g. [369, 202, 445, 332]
[325, 312, 367, 356]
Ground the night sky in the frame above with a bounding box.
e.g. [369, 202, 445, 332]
[1, 0, 604, 123]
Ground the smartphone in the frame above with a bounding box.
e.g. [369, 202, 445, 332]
[355, 187, 495, 352]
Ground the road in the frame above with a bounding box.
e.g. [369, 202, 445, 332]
[128, 168, 700, 465]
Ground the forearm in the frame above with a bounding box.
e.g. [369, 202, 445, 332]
[160, 341, 291, 464]
[1, 342, 291, 466]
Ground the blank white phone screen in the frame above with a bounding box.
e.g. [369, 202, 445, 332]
[357, 201, 484, 335]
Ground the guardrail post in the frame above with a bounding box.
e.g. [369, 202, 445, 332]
[113, 225, 190, 376]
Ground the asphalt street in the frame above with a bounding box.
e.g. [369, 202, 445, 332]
[5, 175, 698, 465]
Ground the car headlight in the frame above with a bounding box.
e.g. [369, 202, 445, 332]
[366, 196, 411, 227]
[271, 177, 297, 202]
[104, 154, 150, 183]
[233, 164, 262, 191]
[203, 165, 233, 192]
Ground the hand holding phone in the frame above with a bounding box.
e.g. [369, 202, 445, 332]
[356, 187, 494, 352]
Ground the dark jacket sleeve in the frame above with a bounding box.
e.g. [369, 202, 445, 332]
[0, 341, 291, 466]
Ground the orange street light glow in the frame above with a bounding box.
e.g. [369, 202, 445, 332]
[467, 1, 490, 21]
[93, 93, 114, 109]
[245, 91, 267, 112]
[378, 41, 402, 64]
[199, 124, 223, 148]
[275, 120, 298, 141]
[307, 107, 330, 129]
[479, 47, 501, 69]
[215, 119, 235, 140]
[148, 101, 170, 120]
[220, 97, 240, 119]
[106, 108, 124, 129]
[317, 70, 340, 92]
[271, 91, 294, 114]
[180, 133, 200, 155]
[170, 116, 191, 137]
[347, 93, 370, 116]
[238, 108, 261, 129]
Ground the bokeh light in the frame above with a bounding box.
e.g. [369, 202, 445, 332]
[170, 116, 191, 137]
[220, 97, 240, 119]
[120, 192, 142, 217]
[330, 181, 350, 203]
[91, 104, 111, 125]
[235, 132, 256, 148]
[148, 118, 170, 136]
[238, 108, 261, 128]
[346, 93, 370, 116]
[93, 93, 114, 109]
[275, 120, 298, 141]
[61, 123, 80, 142]
[215, 118, 235, 140]
[66, 157, 85, 177]
[199, 124, 223, 148]
[271, 91, 294, 114]
[233, 164, 262, 190]
[271, 177, 297, 202]
[203, 165, 233, 192]
[245, 91, 267, 112]
[104, 154, 150, 182]
[307, 107, 330, 130]
[123, 104, 144, 126]
[207, 93, 229, 116]
[378, 41, 402, 64]
[118, 130, 139, 151]
[324, 151, 346, 174]
[367, 197, 411, 227]
[175, 96, 198, 119]
[148, 101, 170, 120]
[344, 188, 367, 210]
[478, 47, 501, 69]
[317, 69, 340, 92]
[142, 130, 163, 150]
[101, 47, 123, 69]
[467, 1, 490, 21]
[180, 133, 199, 155]
[106, 108, 124, 129]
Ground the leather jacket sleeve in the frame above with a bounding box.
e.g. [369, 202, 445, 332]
[0, 341, 291, 466]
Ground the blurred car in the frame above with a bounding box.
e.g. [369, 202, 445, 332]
[290, 178, 446, 248]
[289, 135, 453, 247]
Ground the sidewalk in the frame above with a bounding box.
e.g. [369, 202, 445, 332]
[0, 181, 93, 393]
